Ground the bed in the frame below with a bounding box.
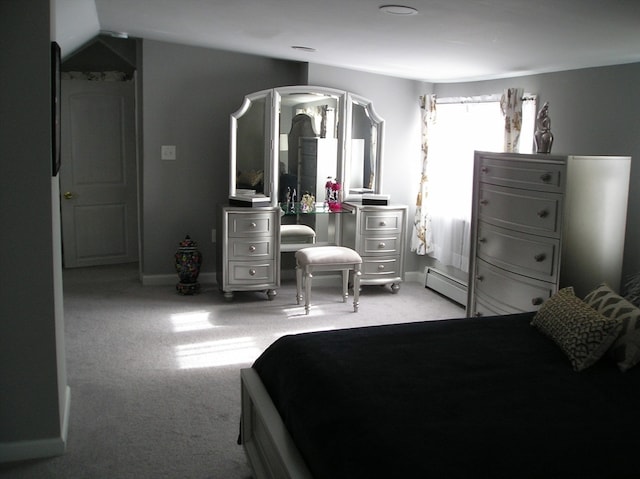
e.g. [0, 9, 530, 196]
[240, 303, 640, 479]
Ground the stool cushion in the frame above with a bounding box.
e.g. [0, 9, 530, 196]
[281, 224, 316, 240]
[295, 246, 362, 266]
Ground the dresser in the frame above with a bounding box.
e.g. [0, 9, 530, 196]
[341, 202, 408, 292]
[216, 206, 280, 300]
[467, 151, 630, 317]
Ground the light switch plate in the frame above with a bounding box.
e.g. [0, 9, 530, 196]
[161, 145, 176, 160]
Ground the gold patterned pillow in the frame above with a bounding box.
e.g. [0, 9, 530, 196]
[584, 283, 640, 372]
[531, 287, 622, 371]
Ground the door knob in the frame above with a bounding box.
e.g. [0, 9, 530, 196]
[63, 191, 75, 200]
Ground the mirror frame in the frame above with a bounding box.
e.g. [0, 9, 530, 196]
[343, 93, 385, 201]
[229, 89, 275, 205]
[229, 86, 384, 207]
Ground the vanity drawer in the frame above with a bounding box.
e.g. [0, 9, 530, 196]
[478, 183, 562, 237]
[361, 210, 403, 234]
[474, 259, 555, 313]
[229, 238, 273, 260]
[361, 235, 399, 255]
[477, 222, 559, 282]
[228, 213, 275, 237]
[362, 257, 399, 277]
[478, 156, 565, 192]
[227, 261, 275, 285]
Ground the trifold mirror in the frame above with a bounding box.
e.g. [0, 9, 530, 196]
[230, 86, 384, 206]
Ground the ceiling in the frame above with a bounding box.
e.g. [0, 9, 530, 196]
[90, 0, 640, 83]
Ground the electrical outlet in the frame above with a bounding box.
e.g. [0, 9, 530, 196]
[161, 145, 176, 160]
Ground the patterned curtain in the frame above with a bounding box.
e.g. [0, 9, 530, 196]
[411, 94, 436, 255]
[500, 88, 524, 152]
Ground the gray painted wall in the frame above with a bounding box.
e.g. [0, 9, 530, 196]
[140, 40, 306, 277]
[432, 63, 640, 281]
[0, 0, 67, 457]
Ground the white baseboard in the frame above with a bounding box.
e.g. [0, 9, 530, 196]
[0, 386, 70, 463]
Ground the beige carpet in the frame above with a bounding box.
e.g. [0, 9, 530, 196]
[0, 263, 464, 479]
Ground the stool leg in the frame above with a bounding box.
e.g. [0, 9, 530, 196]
[304, 267, 312, 315]
[342, 269, 349, 302]
[295, 263, 303, 305]
[353, 264, 361, 313]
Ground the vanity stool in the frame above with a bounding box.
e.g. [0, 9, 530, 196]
[280, 224, 316, 252]
[295, 246, 362, 315]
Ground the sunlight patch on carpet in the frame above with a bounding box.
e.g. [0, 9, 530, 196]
[175, 337, 261, 369]
[170, 310, 215, 332]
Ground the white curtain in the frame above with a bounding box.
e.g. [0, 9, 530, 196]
[500, 88, 524, 152]
[411, 94, 436, 255]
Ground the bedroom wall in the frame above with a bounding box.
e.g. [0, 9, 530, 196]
[431, 62, 640, 283]
[140, 40, 306, 279]
[0, 0, 68, 461]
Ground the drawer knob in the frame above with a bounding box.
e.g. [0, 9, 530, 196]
[532, 297, 544, 306]
[537, 209, 548, 218]
[248, 245, 256, 253]
[378, 264, 386, 270]
[540, 172, 552, 182]
[250, 222, 257, 228]
[476, 275, 484, 282]
[379, 221, 387, 227]
[378, 242, 386, 249]
[534, 253, 546, 262]
[478, 237, 487, 244]
[475, 312, 483, 317]
[481, 166, 489, 174]
[249, 268, 256, 276]
[480, 199, 488, 206]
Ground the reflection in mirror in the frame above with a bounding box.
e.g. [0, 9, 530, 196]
[278, 91, 341, 206]
[344, 94, 384, 201]
[230, 92, 271, 203]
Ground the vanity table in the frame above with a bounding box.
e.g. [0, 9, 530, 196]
[218, 85, 403, 299]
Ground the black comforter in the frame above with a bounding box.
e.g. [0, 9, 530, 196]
[252, 313, 640, 479]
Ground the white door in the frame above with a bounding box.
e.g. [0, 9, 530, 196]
[60, 79, 138, 267]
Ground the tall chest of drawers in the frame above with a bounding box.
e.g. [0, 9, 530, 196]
[341, 202, 408, 293]
[216, 206, 280, 300]
[467, 151, 630, 317]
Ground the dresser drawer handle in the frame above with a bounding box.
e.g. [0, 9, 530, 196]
[249, 268, 256, 276]
[378, 242, 386, 249]
[481, 166, 489, 174]
[478, 237, 487, 244]
[540, 172, 552, 182]
[534, 253, 546, 262]
[378, 264, 386, 270]
[480, 199, 488, 206]
[249, 222, 257, 229]
[248, 245, 256, 253]
[476, 275, 484, 282]
[537, 209, 548, 218]
[475, 312, 484, 317]
[379, 221, 387, 227]
[532, 297, 544, 306]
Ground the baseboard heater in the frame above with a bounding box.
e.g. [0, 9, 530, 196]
[425, 267, 467, 306]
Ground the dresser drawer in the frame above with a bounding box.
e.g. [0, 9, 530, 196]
[478, 183, 562, 237]
[228, 213, 275, 237]
[229, 238, 273, 260]
[362, 257, 399, 277]
[478, 156, 565, 192]
[474, 259, 555, 312]
[361, 235, 399, 255]
[477, 222, 559, 282]
[227, 261, 275, 284]
[473, 296, 521, 317]
[362, 210, 403, 234]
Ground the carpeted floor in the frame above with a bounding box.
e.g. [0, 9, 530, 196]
[0, 263, 464, 479]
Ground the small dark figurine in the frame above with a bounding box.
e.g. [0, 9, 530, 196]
[534, 102, 554, 154]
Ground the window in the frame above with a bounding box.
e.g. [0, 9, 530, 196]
[424, 95, 536, 271]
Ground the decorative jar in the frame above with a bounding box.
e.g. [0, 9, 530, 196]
[175, 235, 202, 295]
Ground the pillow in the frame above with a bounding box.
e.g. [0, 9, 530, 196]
[584, 283, 640, 372]
[237, 169, 264, 187]
[622, 272, 640, 308]
[531, 287, 622, 371]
